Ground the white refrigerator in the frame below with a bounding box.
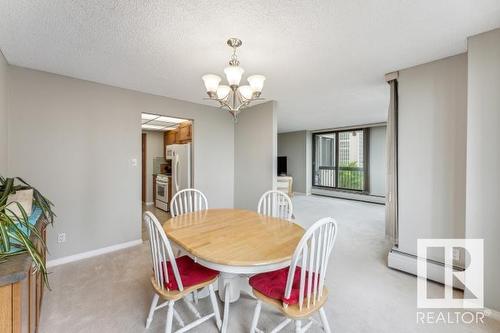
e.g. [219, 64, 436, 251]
[166, 143, 192, 198]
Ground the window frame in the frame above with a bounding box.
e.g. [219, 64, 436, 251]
[312, 128, 370, 193]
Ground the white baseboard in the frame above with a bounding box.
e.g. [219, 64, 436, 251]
[145, 202, 154, 206]
[485, 307, 500, 321]
[312, 188, 385, 204]
[387, 248, 465, 289]
[464, 303, 500, 321]
[390, 249, 500, 319]
[47, 239, 143, 268]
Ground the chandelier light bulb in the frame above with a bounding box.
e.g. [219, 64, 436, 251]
[216, 85, 231, 100]
[202, 74, 221, 93]
[247, 75, 266, 93]
[238, 85, 254, 100]
[224, 66, 245, 87]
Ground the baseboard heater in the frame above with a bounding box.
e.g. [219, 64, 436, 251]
[387, 248, 465, 290]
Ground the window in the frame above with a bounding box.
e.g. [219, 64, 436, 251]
[312, 129, 369, 192]
[314, 133, 336, 186]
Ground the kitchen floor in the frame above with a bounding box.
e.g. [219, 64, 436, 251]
[39, 196, 500, 332]
[141, 202, 170, 240]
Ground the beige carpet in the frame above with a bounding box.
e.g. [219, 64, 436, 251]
[39, 195, 500, 332]
[142, 203, 171, 240]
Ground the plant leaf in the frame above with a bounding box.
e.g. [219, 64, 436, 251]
[0, 217, 10, 252]
[0, 178, 14, 206]
[0, 176, 52, 287]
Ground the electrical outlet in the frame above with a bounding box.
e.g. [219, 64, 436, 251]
[453, 248, 460, 261]
[57, 233, 66, 243]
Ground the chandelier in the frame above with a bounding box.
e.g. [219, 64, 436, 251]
[202, 38, 266, 121]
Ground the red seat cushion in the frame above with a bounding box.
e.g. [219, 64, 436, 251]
[163, 256, 218, 291]
[249, 266, 316, 305]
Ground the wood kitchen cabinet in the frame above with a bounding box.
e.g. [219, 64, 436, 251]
[164, 130, 177, 147]
[176, 121, 192, 143]
[163, 121, 192, 158]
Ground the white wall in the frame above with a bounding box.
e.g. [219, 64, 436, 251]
[277, 131, 308, 193]
[397, 54, 467, 264]
[7, 66, 234, 260]
[234, 101, 277, 210]
[143, 130, 164, 204]
[0, 50, 7, 175]
[466, 28, 500, 311]
[369, 126, 386, 196]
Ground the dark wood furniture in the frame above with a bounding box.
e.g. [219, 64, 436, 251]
[0, 216, 46, 333]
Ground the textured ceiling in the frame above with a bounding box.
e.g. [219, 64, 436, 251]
[1, 1, 500, 132]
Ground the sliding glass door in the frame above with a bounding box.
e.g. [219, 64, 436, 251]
[313, 129, 368, 192]
[313, 133, 336, 187]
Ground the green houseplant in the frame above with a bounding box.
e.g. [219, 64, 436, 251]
[0, 176, 55, 285]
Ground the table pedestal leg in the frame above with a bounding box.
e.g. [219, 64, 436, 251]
[218, 273, 241, 302]
[239, 276, 257, 299]
[218, 273, 240, 333]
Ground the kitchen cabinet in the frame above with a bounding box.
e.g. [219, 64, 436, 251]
[176, 122, 192, 143]
[164, 130, 177, 147]
[163, 122, 192, 158]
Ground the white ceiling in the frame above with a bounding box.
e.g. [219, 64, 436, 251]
[1, 1, 499, 133]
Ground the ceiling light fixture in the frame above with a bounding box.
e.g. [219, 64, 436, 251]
[141, 113, 189, 131]
[142, 124, 166, 130]
[202, 38, 266, 121]
[141, 113, 159, 120]
[156, 116, 186, 123]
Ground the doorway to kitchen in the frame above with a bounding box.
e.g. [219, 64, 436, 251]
[141, 113, 194, 240]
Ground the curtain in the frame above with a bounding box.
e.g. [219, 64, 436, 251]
[385, 77, 399, 245]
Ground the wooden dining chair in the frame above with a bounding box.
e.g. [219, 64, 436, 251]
[170, 189, 208, 217]
[257, 190, 294, 220]
[249, 217, 338, 333]
[143, 212, 222, 333]
[169, 188, 209, 303]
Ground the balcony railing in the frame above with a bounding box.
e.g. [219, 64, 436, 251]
[317, 166, 336, 187]
[315, 166, 365, 191]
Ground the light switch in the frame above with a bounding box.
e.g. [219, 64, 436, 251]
[131, 158, 138, 167]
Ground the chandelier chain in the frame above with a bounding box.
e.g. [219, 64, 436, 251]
[229, 47, 239, 66]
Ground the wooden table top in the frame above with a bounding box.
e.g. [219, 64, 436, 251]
[163, 209, 304, 267]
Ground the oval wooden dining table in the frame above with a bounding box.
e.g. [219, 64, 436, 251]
[163, 208, 304, 333]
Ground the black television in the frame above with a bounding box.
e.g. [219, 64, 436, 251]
[277, 156, 287, 176]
